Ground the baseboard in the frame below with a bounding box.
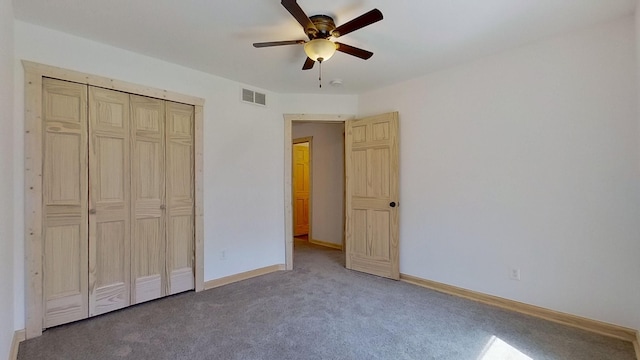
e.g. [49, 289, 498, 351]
[633, 331, 640, 360]
[204, 264, 285, 290]
[9, 329, 25, 360]
[400, 273, 638, 343]
[309, 239, 343, 250]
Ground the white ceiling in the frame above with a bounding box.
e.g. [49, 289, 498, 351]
[13, 0, 637, 94]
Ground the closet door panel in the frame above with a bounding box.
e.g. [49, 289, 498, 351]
[42, 79, 88, 328]
[131, 95, 166, 304]
[165, 102, 195, 295]
[89, 87, 131, 316]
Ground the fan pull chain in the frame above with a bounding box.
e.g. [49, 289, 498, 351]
[319, 61, 322, 88]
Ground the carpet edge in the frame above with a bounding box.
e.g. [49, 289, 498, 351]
[399, 273, 638, 343]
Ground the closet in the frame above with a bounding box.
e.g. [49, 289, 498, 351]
[41, 78, 195, 328]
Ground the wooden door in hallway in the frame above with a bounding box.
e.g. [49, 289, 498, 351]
[345, 112, 399, 280]
[293, 140, 311, 236]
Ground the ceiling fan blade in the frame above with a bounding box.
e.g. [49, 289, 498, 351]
[335, 42, 373, 60]
[302, 57, 315, 70]
[332, 9, 383, 38]
[281, 0, 318, 39]
[253, 40, 305, 48]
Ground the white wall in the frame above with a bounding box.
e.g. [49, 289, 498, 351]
[0, 0, 14, 355]
[358, 16, 640, 330]
[281, 93, 357, 115]
[12, 21, 358, 330]
[637, 1, 640, 182]
[292, 123, 345, 246]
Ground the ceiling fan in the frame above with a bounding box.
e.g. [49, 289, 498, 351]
[253, 0, 383, 71]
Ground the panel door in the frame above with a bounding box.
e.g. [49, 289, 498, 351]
[42, 78, 89, 327]
[130, 95, 166, 304]
[165, 101, 195, 295]
[345, 112, 399, 279]
[293, 142, 310, 236]
[88, 86, 131, 316]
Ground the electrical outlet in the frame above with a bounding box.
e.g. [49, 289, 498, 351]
[509, 268, 521, 281]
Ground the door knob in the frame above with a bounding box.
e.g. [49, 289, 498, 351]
[89, 209, 96, 214]
[160, 204, 166, 210]
[389, 202, 396, 208]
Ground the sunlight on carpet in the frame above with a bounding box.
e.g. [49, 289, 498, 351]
[478, 336, 533, 360]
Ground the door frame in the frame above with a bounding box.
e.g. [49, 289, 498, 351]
[292, 137, 313, 239]
[283, 114, 354, 270]
[23, 61, 205, 338]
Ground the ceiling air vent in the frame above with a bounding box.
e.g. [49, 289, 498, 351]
[241, 88, 267, 107]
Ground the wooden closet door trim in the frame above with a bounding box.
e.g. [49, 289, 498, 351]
[24, 67, 45, 339]
[194, 105, 204, 292]
[23, 61, 205, 339]
[23, 61, 205, 107]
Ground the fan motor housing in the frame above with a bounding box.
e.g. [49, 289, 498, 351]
[309, 15, 336, 38]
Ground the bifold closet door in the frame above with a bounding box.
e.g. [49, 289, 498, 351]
[88, 87, 131, 316]
[166, 101, 195, 294]
[131, 95, 167, 304]
[42, 78, 89, 327]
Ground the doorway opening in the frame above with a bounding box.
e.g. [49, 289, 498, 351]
[292, 123, 345, 250]
[285, 112, 400, 279]
[284, 114, 354, 270]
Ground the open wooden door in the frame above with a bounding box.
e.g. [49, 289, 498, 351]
[345, 112, 399, 279]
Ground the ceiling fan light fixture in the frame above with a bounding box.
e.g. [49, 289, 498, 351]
[304, 39, 337, 62]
